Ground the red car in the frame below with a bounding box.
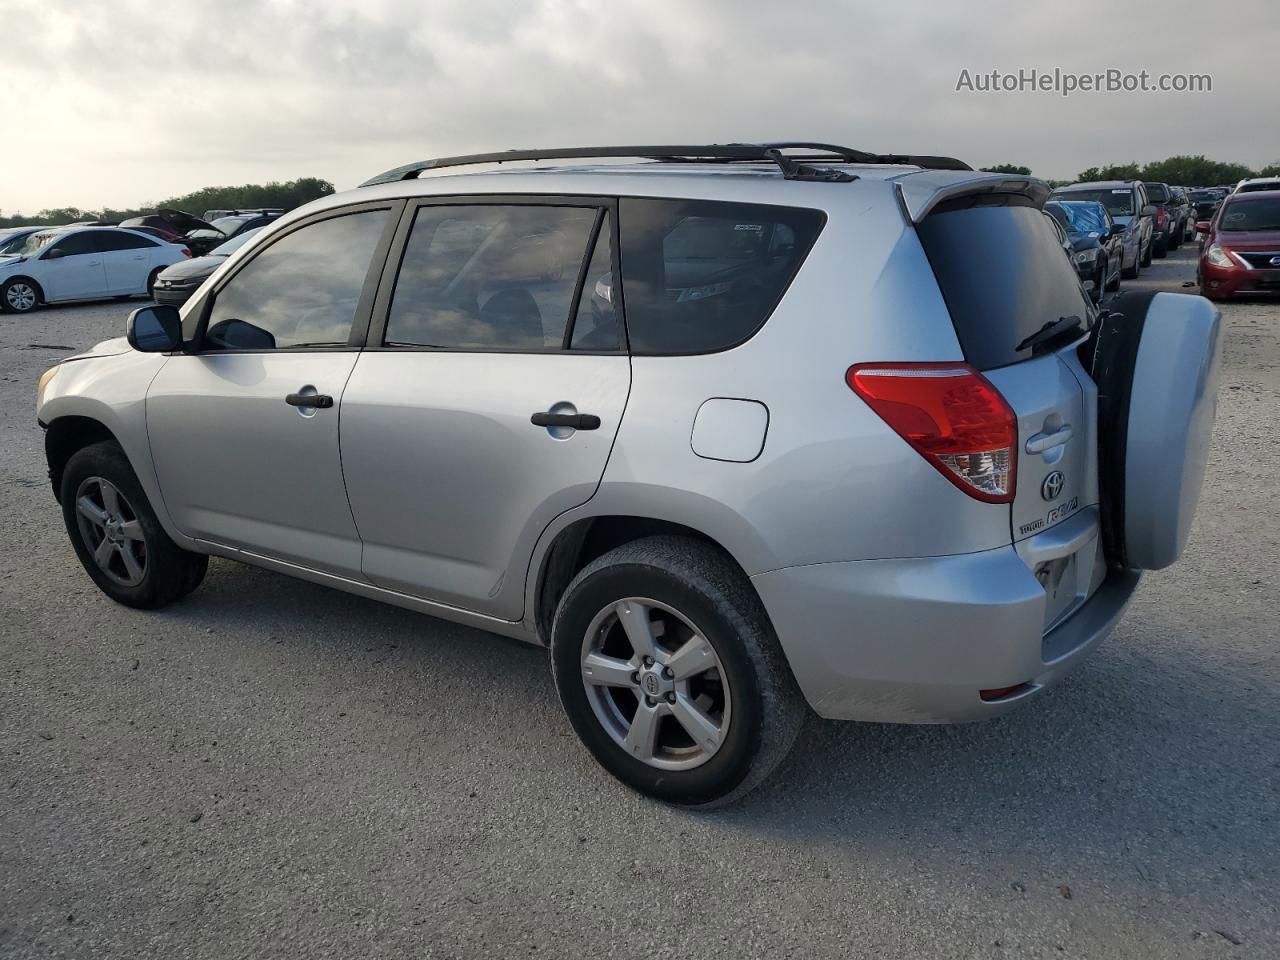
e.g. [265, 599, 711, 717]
[1198, 190, 1280, 300]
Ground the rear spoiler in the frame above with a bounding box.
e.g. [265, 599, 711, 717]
[895, 171, 1052, 223]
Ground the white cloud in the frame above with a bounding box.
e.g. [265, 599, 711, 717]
[1, 0, 1275, 213]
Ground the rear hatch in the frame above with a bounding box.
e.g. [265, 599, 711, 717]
[914, 192, 1101, 624]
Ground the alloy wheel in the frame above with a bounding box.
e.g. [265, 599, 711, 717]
[580, 597, 731, 771]
[5, 282, 36, 311]
[74, 476, 148, 587]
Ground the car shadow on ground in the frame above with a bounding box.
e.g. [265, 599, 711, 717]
[162, 555, 1278, 906]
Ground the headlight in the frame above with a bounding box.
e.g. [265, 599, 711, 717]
[1072, 248, 1099, 265]
[36, 363, 61, 408]
[1204, 242, 1235, 269]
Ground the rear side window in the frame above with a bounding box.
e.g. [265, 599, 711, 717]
[618, 198, 824, 354]
[917, 198, 1091, 370]
[1144, 183, 1170, 202]
[97, 231, 158, 251]
[385, 204, 618, 351]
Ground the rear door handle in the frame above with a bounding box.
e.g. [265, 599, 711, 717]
[286, 393, 334, 409]
[1025, 424, 1072, 454]
[531, 412, 600, 430]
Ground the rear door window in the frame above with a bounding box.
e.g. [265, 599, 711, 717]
[618, 198, 824, 354]
[916, 197, 1091, 370]
[384, 204, 617, 351]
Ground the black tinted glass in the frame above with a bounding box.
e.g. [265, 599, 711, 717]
[618, 199, 823, 354]
[1143, 183, 1170, 202]
[203, 209, 387, 352]
[917, 199, 1091, 371]
[49, 232, 100, 256]
[97, 231, 157, 251]
[386, 204, 600, 350]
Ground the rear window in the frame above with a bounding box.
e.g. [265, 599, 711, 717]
[618, 198, 824, 354]
[917, 198, 1091, 371]
[1053, 189, 1135, 216]
[1143, 183, 1171, 202]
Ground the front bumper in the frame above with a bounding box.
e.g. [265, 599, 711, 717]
[152, 285, 197, 307]
[1200, 260, 1280, 298]
[753, 516, 1140, 724]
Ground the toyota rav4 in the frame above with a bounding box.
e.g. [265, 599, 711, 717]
[35, 143, 1223, 805]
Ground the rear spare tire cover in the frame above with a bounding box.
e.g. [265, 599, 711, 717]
[1093, 291, 1222, 570]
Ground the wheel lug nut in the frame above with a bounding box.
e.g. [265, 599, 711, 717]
[645, 695, 657, 707]
[642, 656, 654, 667]
[665, 692, 676, 704]
[662, 666, 673, 679]
[630, 672, 640, 685]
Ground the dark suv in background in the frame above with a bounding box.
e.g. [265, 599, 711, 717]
[1142, 182, 1180, 257]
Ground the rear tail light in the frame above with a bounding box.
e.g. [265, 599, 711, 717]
[846, 362, 1017, 503]
[1156, 208, 1166, 227]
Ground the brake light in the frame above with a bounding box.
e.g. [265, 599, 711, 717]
[1156, 208, 1166, 227]
[846, 363, 1017, 503]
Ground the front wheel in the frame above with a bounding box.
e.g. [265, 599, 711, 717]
[61, 441, 208, 608]
[1, 277, 40, 313]
[1140, 240, 1153, 268]
[550, 536, 806, 806]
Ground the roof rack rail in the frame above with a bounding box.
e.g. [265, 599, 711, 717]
[358, 143, 971, 187]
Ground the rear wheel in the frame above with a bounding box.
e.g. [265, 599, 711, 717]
[1140, 239, 1153, 268]
[1154, 235, 1168, 258]
[550, 536, 806, 806]
[146, 268, 163, 300]
[61, 441, 207, 608]
[1, 277, 40, 313]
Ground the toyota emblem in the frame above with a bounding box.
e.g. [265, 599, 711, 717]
[1041, 471, 1065, 501]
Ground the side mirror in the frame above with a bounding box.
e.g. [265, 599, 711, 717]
[1141, 204, 1158, 217]
[127, 304, 182, 352]
[41, 247, 66, 260]
[1109, 222, 1126, 236]
[1195, 221, 1211, 234]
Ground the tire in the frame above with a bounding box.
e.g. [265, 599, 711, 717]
[60, 441, 208, 608]
[1140, 239, 1153, 268]
[1121, 249, 1139, 280]
[550, 536, 806, 807]
[1090, 291, 1222, 570]
[1154, 235, 1168, 259]
[1092, 262, 1106, 303]
[146, 268, 163, 300]
[1106, 259, 1122, 291]
[1, 277, 41, 313]
[1169, 225, 1181, 250]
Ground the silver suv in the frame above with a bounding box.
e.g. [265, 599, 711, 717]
[35, 144, 1223, 805]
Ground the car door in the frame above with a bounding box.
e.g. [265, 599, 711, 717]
[146, 202, 399, 576]
[339, 197, 631, 619]
[34, 230, 107, 301]
[98, 230, 160, 293]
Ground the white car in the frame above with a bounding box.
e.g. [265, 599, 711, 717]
[0, 226, 191, 313]
[1232, 177, 1280, 195]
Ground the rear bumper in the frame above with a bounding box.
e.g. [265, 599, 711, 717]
[753, 529, 1140, 724]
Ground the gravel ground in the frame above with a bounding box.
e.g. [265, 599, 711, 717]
[2, 247, 1278, 959]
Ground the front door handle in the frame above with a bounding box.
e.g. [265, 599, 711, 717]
[531, 412, 600, 430]
[286, 393, 334, 409]
[1025, 424, 1072, 454]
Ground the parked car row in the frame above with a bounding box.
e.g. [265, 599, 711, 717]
[0, 208, 283, 313]
[0, 226, 192, 313]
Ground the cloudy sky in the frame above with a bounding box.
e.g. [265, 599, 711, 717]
[2, 0, 1276, 215]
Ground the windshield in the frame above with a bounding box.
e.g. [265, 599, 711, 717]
[210, 226, 264, 256]
[1066, 202, 1107, 232]
[1219, 198, 1280, 232]
[1191, 190, 1217, 201]
[1055, 189, 1135, 216]
[209, 217, 249, 234]
[2, 231, 59, 256]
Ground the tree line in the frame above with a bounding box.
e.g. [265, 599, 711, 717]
[0, 177, 336, 229]
[983, 155, 1280, 187]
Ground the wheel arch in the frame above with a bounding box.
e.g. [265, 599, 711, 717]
[531, 514, 758, 646]
[44, 415, 122, 503]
